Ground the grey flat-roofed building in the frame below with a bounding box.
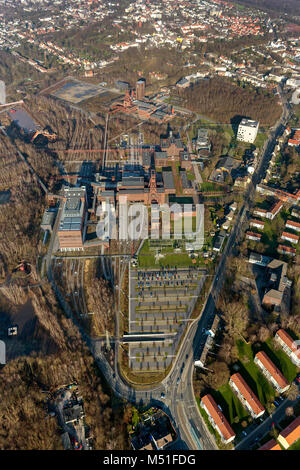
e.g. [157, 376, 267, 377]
[58, 186, 87, 250]
[63, 404, 84, 424]
[121, 175, 145, 187]
[180, 170, 192, 190]
[248, 251, 271, 266]
[162, 171, 175, 190]
[41, 208, 56, 232]
[8, 108, 39, 135]
[142, 150, 152, 168]
[213, 231, 226, 252]
[115, 80, 129, 91]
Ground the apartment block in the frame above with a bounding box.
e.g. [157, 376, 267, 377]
[237, 119, 259, 144]
[254, 351, 290, 394]
[258, 439, 281, 451]
[275, 329, 300, 367]
[246, 231, 262, 241]
[229, 373, 265, 419]
[277, 245, 296, 257]
[281, 231, 299, 244]
[249, 219, 265, 230]
[285, 220, 300, 233]
[200, 395, 236, 444]
[253, 208, 268, 219]
[278, 416, 300, 449]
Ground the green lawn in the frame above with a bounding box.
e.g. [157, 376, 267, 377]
[200, 182, 224, 192]
[255, 132, 268, 149]
[288, 438, 300, 450]
[138, 239, 207, 268]
[138, 252, 196, 268]
[211, 384, 249, 426]
[263, 339, 298, 383]
[259, 209, 290, 257]
[236, 340, 275, 406]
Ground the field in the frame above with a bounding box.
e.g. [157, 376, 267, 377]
[137, 239, 210, 269]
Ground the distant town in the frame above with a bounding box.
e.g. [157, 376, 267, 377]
[0, 0, 300, 456]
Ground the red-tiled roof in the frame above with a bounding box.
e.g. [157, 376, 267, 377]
[279, 416, 300, 447]
[286, 220, 300, 229]
[278, 244, 296, 254]
[201, 394, 235, 442]
[270, 201, 283, 214]
[255, 351, 289, 390]
[246, 231, 262, 239]
[250, 218, 265, 226]
[259, 439, 281, 450]
[281, 231, 299, 241]
[275, 329, 300, 354]
[230, 373, 265, 416]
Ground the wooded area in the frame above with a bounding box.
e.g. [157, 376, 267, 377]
[232, 0, 300, 16]
[178, 77, 282, 127]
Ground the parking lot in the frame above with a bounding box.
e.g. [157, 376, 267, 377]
[128, 266, 207, 372]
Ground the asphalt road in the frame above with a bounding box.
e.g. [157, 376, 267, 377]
[235, 397, 299, 450]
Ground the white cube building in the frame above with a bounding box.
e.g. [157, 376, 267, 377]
[237, 119, 259, 144]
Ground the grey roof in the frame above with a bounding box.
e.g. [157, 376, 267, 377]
[216, 157, 240, 172]
[176, 78, 189, 85]
[163, 171, 175, 190]
[155, 151, 168, 160]
[213, 232, 226, 251]
[63, 404, 84, 423]
[180, 170, 192, 189]
[239, 118, 259, 128]
[101, 190, 115, 197]
[41, 208, 56, 227]
[119, 188, 149, 194]
[8, 107, 39, 134]
[142, 150, 152, 167]
[121, 176, 144, 187]
[59, 186, 86, 232]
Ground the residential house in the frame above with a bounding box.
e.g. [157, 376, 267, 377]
[275, 329, 300, 367]
[229, 373, 265, 419]
[249, 219, 265, 230]
[277, 245, 296, 257]
[281, 231, 299, 244]
[262, 258, 290, 308]
[291, 207, 300, 219]
[278, 416, 300, 449]
[213, 231, 226, 252]
[248, 252, 271, 267]
[258, 439, 281, 450]
[253, 208, 268, 219]
[246, 231, 262, 241]
[285, 220, 300, 233]
[200, 394, 236, 444]
[254, 351, 290, 394]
